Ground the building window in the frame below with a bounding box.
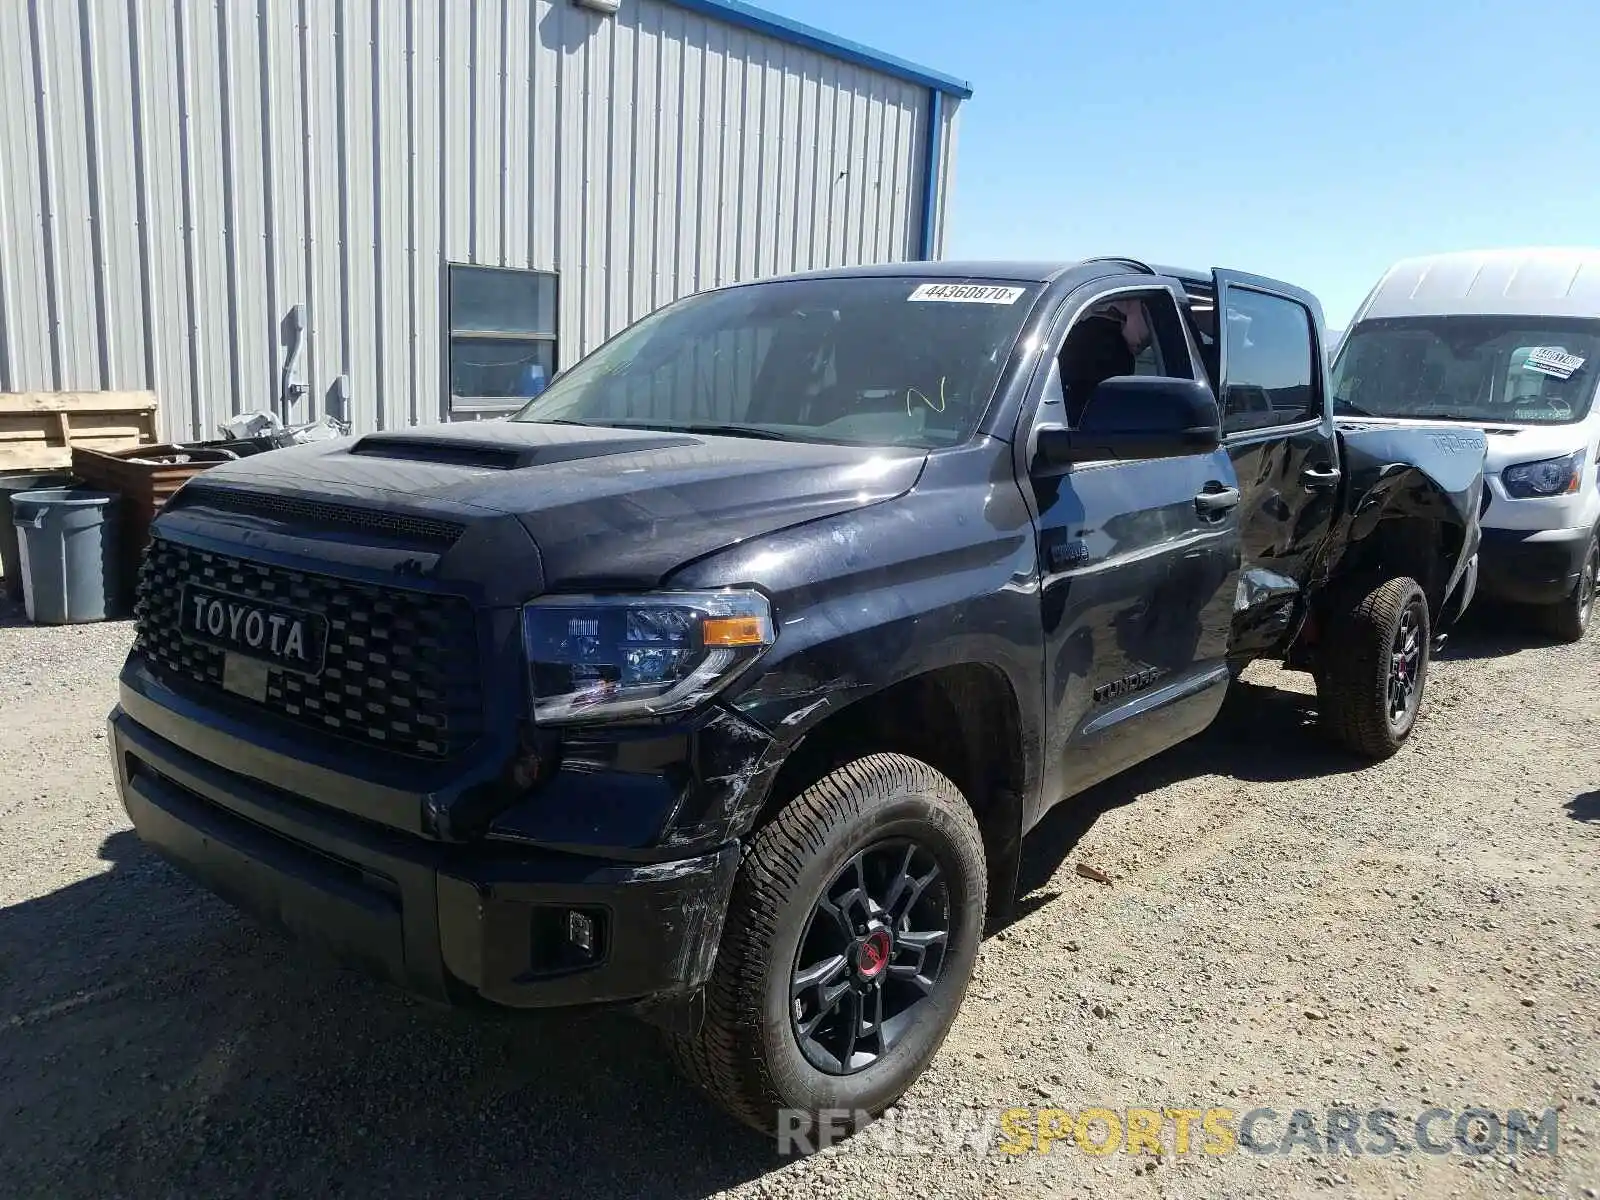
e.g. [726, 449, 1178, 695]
[448, 265, 558, 411]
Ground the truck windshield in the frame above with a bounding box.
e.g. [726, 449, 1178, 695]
[510, 277, 1043, 448]
[1331, 315, 1600, 425]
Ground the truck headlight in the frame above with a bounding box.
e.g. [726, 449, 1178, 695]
[1502, 451, 1585, 499]
[521, 590, 775, 724]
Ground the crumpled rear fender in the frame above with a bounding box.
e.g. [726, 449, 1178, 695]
[1313, 422, 1489, 621]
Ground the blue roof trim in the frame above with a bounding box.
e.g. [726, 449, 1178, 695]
[660, 0, 974, 98]
[918, 90, 944, 260]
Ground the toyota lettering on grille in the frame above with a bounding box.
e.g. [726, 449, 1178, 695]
[179, 584, 329, 676]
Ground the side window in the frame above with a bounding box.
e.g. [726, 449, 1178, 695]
[1221, 288, 1318, 433]
[448, 265, 559, 413]
[1058, 290, 1193, 427]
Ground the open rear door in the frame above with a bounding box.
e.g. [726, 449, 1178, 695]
[1209, 269, 1343, 660]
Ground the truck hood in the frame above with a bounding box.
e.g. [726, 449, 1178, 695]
[185, 422, 926, 589]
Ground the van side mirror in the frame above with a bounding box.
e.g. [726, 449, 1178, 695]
[1034, 377, 1222, 469]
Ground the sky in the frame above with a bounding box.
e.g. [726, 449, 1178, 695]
[758, 0, 1600, 330]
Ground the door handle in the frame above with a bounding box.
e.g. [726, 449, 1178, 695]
[1194, 484, 1240, 517]
[1301, 465, 1342, 492]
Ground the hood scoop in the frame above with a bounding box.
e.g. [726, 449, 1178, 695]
[348, 428, 689, 470]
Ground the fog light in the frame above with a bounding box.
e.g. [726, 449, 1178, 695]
[567, 910, 595, 955]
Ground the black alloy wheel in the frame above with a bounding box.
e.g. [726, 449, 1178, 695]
[790, 839, 951, 1076]
[1387, 593, 1426, 734]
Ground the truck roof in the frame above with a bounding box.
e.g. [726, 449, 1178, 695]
[738, 258, 1220, 289]
[1354, 247, 1600, 321]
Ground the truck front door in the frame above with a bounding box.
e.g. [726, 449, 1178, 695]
[1020, 278, 1243, 811]
[1210, 271, 1342, 661]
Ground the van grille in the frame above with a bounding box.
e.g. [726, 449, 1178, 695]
[133, 538, 482, 759]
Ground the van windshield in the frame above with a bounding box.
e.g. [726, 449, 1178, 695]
[1331, 315, 1600, 425]
[510, 277, 1043, 449]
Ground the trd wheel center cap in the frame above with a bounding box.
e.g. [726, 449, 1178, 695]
[854, 929, 893, 981]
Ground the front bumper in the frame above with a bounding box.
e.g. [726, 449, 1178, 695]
[1476, 525, 1594, 606]
[110, 703, 740, 1011]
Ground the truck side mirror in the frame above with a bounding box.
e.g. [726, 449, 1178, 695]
[1035, 377, 1222, 469]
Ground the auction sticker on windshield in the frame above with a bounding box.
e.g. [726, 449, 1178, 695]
[908, 283, 1027, 305]
[1521, 347, 1586, 380]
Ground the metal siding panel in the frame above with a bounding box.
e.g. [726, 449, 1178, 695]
[697, 16, 727, 294]
[502, 0, 531, 268]
[606, 5, 634, 334]
[896, 85, 922, 259]
[529, 0, 558, 273]
[305, 0, 344, 426]
[265, 0, 309, 423]
[222, 0, 271, 417]
[182, 0, 233, 440]
[374, 0, 411, 431]
[581, 9, 611, 352]
[789, 56, 817, 273]
[735, 34, 765, 282]
[651, 0, 683, 309]
[472, 0, 503, 264]
[936, 100, 959, 256]
[844, 68, 870, 267]
[758, 53, 785, 277]
[132, 0, 195, 435]
[715, 28, 741, 287]
[629, 1, 659, 324]
[554, 0, 585, 361]
[412, 0, 444, 423]
[822, 58, 850, 267]
[881, 89, 908, 261]
[441, 0, 471, 262]
[340, 0, 376, 433]
[87, 0, 146, 390]
[39, 0, 101, 389]
[672, 12, 703, 297]
[0, 0, 52, 390]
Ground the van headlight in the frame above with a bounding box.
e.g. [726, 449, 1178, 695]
[521, 591, 775, 724]
[1502, 451, 1585, 499]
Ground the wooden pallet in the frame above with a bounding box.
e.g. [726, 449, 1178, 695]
[0, 391, 159, 471]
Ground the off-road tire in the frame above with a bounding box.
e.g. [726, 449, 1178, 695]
[666, 753, 986, 1139]
[1540, 530, 1598, 644]
[1317, 575, 1430, 760]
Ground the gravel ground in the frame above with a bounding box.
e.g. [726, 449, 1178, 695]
[1, 595, 1596, 1200]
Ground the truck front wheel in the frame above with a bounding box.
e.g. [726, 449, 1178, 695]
[1316, 575, 1431, 760]
[667, 753, 986, 1139]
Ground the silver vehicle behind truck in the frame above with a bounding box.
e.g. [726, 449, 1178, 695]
[1331, 247, 1600, 640]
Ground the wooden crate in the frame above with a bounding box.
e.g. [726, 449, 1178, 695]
[0, 391, 159, 470]
[72, 443, 236, 611]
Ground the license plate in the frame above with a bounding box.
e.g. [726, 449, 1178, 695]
[179, 584, 328, 676]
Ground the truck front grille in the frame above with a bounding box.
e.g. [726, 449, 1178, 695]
[133, 537, 483, 759]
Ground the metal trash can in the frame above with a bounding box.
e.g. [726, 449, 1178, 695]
[0, 471, 78, 601]
[10, 487, 122, 624]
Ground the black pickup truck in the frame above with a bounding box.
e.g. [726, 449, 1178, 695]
[109, 258, 1484, 1134]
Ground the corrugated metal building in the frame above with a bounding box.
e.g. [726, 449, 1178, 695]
[0, 0, 970, 440]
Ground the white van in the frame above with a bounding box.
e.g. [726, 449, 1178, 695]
[1331, 247, 1600, 641]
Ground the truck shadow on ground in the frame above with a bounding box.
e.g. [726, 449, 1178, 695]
[1006, 671, 1351, 917]
[1434, 601, 1562, 662]
[0, 832, 780, 1199]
